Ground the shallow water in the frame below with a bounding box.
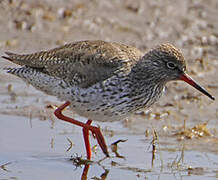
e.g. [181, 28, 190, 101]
[0, 113, 217, 180]
[0, 0, 218, 179]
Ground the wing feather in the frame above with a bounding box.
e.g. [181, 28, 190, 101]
[2, 40, 143, 88]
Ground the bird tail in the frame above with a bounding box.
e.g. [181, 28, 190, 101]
[2, 52, 31, 66]
[2, 51, 45, 68]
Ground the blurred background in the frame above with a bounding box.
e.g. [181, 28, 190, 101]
[0, 0, 217, 179]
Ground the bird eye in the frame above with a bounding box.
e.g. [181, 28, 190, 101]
[166, 62, 176, 69]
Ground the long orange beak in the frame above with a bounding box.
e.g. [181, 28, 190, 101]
[180, 73, 215, 100]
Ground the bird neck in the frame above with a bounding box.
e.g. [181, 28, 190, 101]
[128, 56, 167, 98]
[131, 58, 167, 85]
[125, 63, 165, 109]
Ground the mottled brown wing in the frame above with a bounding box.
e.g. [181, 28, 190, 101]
[3, 40, 143, 88]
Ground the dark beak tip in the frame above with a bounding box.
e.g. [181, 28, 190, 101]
[180, 73, 215, 101]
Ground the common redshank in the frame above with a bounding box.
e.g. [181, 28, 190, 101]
[2, 40, 215, 159]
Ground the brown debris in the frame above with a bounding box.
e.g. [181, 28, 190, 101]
[70, 155, 93, 167]
[111, 139, 127, 158]
[187, 166, 205, 176]
[0, 162, 12, 172]
[66, 138, 74, 152]
[42, 12, 56, 21]
[45, 104, 57, 109]
[181, 92, 201, 101]
[151, 129, 158, 168]
[63, 9, 72, 18]
[176, 122, 212, 139]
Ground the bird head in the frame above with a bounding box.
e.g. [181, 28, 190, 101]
[146, 43, 215, 100]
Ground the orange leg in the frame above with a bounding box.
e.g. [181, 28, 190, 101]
[54, 101, 109, 159]
[81, 164, 90, 180]
[83, 120, 92, 159]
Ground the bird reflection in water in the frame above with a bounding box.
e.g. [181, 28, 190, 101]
[81, 164, 109, 180]
[70, 139, 126, 179]
[70, 155, 109, 180]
